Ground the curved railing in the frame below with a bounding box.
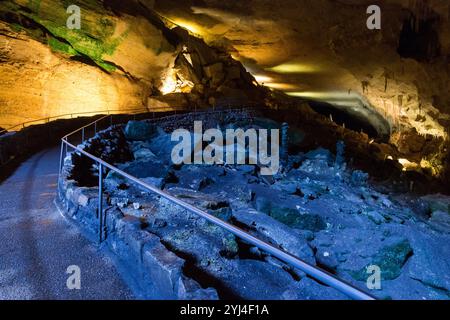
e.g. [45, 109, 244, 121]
[59, 109, 377, 301]
[0, 107, 184, 135]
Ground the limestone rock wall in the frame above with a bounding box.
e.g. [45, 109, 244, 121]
[152, 0, 450, 181]
[0, 0, 264, 128]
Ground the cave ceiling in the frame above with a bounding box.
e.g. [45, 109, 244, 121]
[153, 0, 450, 140]
[0, 0, 449, 178]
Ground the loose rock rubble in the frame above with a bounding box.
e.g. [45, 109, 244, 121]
[60, 113, 450, 300]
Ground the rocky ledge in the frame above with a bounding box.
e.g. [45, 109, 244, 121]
[57, 111, 450, 300]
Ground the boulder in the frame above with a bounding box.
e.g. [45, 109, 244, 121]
[166, 187, 230, 215]
[177, 276, 219, 300]
[282, 278, 349, 300]
[404, 228, 450, 292]
[312, 228, 413, 281]
[118, 160, 169, 180]
[221, 260, 297, 300]
[172, 165, 226, 191]
[124, 121, 157, 141]
[142, 240, 185, 299]
[133, 148, 157, 161]
[140, 177, 165, 190]
[255, 195, 326, 231]
[147, 127, 181, 163]
[272, 180, 300, 195]
[232, 209, 315, 264]
[421, 194, 450, 214]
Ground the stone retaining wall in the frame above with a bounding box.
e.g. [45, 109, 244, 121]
[57, 154, 219, 299]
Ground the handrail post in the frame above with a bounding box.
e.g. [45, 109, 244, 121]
[82, 128, 85, 143]
[98, 163, 104, 243]
[59, 108, 377, 300]
[59, 140, 65, 177]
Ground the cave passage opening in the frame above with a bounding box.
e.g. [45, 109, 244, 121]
[397, 15, 441, 62]
[308, 100, 384, 141]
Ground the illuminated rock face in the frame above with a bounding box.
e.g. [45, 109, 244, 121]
[0, 21, 148, 127]
[0, 0, 263, 128]
[0, 0, 174, 127]
[152, 0, 450, 180]
[153, 0, 450, 133]
[0, 0, 449, 182]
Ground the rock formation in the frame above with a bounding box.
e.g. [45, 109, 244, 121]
[1, 0, 449, 186]
[0, 0, 267, 128]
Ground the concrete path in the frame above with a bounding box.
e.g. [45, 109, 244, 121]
[0, 147, 134, 299]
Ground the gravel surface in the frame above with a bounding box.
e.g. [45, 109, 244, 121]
[0, 147, 134, 300]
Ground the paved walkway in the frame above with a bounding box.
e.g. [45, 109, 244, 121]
[0, 147, 133, 299]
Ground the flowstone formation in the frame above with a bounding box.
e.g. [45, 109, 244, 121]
[61, 111, 450, 300]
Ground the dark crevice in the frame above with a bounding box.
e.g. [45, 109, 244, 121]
[398, 14, 441, 62]
[315, 261, 337, 277]
[282, 265, 302, 282]
[0, 10, 46, 42]
[234, 238, 265, 261]
[159, 239, 242, 300]
[103, 0, 181, 47]
[309, 100, 380, 140]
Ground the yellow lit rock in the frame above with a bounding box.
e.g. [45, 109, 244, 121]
[266, 63, 320, 74]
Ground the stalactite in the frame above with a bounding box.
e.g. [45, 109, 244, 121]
[409, 0, 433, 30]
[361, 81, 369, 94]
[398, 95, 403, 108]
[400, 0, 441, 61]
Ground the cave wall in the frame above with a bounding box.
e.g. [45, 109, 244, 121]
[0, 0, 173, 127]
[0, 0, 264, 129]
[151, 0, 450, 178]
[0, 0, 449, 182]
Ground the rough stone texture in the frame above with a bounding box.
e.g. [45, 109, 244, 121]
[57, 113, 450, 300]
[232, 209, 315, 264]
[124, 121, 157, 141]
[156, 0, 450, 134]
[57, 149, 218, 299]
[253, 186, 327, 232]
[421, 194, 450, 214]
[152, 0, 450, 185]
[312, 228, 413, 281]
[0, 0, 268, 129]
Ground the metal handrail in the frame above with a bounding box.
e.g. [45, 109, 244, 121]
[59, 110, 377, 301]
[0, 108, 151, 135]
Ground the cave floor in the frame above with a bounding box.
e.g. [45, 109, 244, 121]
[0, 147, 133, 299]
[97, 119, 450, 300]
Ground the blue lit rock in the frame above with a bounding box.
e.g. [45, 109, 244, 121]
[125, 121, 157, 141]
